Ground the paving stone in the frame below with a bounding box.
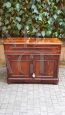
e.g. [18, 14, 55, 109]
[0, 67, 65, 115]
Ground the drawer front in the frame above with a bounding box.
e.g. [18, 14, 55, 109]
[4, 44, 24, 50]
[6, 54, 59, 61]
[4, 44, 61, 55]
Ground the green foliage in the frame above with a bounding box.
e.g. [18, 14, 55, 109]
[0, 0, 65, 38]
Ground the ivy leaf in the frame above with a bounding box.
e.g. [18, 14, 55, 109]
[46, 30, 52, 36]
[33, 28, 37, 33]
[38, 16, 42, 21]
[16, 17, 21, 22]
[43, 12, 49, 17]
[17, 23, 22, 30]
[33, 9, 38, 14]
[5, 19, 9, 25]
[56, 0, 60, 3]
[25, 25, 29, 30]
[59, 21, 65, 27]
[32, 4, 39, 14]
[8, 7, 13, 12]
[3, 2, 11, 8]
[54, 32, 58, 37]
[36, 0, 41, 2]
[31, 4, 36, 10]
[2, 26, 7, 31]
[16, 3, 20, 11]
[59, 22, 63, 25]
[48, 18, 53, 24]
[19, 10, 23, 15]
[53, 14, 57, 19]
[37, 14, 42, 21]
[47, 0, 51, 5]
[36, 32, 41, 37]
[57, 10, 62, 14]
[41, 31, 45, 37]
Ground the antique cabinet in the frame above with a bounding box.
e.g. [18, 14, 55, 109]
[4, 38, 62, 84]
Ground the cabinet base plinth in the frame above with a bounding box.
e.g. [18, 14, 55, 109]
[7, 77, 59, 84]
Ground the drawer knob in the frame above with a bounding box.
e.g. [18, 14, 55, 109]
[32, 73, 35, 78]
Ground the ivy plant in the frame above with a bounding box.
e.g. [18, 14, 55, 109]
[0, 0, 65, 39]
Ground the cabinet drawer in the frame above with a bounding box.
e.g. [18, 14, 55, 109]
[4, 44, 61, 55]
[6, 55, 29, 61]
[6, 54, 59, 61]
[4, 44, 24, 50]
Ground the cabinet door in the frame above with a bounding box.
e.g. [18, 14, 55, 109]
[44, 55, 59, 77]
[34, 55, 58, 78]
[6, 55, 30, 78]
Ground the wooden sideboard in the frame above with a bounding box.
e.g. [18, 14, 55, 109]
[4, 38, 62, 84]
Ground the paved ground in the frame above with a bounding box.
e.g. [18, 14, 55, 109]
[0, 66, 65, 115]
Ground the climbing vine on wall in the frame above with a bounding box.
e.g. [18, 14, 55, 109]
[0, 0, 65, 38]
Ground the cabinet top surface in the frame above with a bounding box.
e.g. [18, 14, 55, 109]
[4, 37, 62, 45]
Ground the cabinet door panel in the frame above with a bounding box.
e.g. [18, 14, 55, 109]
[44, 60, 55, 76]
[35, 61, 44, 77]
[35, 56, 56, 77]
[44, 55, 59, 77]
[6, 56, 30, 77]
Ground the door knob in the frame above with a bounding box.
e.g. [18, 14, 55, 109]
[32, 73, 35, 78]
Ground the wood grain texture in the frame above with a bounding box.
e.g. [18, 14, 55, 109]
[4, 38, 62, 44]
[4, 38, 62, 84]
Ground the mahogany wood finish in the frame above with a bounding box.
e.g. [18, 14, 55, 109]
[4, 38, 62, 84]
